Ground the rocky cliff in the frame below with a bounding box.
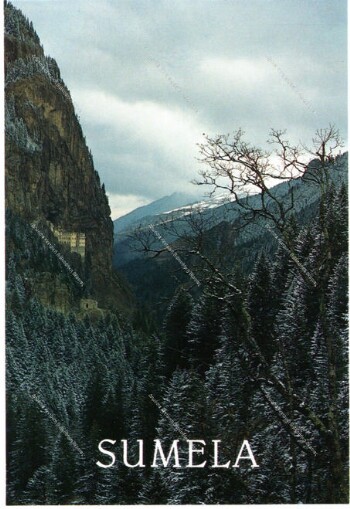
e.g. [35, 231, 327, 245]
[5, 1, 132, 313]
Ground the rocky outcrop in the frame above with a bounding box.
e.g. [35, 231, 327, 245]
[5, 1, 133, 313]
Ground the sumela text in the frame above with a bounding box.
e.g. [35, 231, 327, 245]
[97, 439, 259, 469]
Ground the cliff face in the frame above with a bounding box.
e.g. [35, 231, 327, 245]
[5, 1, 132, 313]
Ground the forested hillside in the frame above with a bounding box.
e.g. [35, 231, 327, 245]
[117, 153, 347, 322]
[7, 181, 348, 503]
[5, 0, 348, 505]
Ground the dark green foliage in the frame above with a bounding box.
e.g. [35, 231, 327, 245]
[6, 179, 348, 503]
[162, 288, 193, 376]
[5, 1, 40, 44]
[5, 1, 347, 502]
[247, 253, 276, 362]
[187, 289, 225, 375]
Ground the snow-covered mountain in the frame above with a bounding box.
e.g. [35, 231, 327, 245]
[113, 153, 348, 268]
[113, 192, 202, 234]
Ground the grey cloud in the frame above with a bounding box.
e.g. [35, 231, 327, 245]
[14, 0, 347, 207]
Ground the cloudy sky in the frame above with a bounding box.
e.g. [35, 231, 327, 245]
[13, 0, 347, 218]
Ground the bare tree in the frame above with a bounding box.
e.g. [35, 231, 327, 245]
[129, 125, 347, 502]
[130, 125, 344, 293]
[195, 125, 344, 234]
[130, 202, 241, 298]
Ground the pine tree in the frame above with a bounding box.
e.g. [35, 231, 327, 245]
[247, 252, 276, 362]
[162, 288, 193, 376]
[187, 290, 224, 375]
[155, 369, 208, 504]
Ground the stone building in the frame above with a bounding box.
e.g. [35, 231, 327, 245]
[78, 298, 104, 320]
[80, 298, 98, 311]
[50, 225, 86, 258]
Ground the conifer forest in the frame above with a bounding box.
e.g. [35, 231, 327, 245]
[5, 0, 348, 505]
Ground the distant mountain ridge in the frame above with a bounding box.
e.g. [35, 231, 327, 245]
[113, 192, 201, 234]
[113, 152, 348, 272]
[113, 153, 348, 319]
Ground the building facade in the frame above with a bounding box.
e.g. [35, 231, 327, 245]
[50, 225, 86, 258]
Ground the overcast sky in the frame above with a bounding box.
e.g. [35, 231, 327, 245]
[13, 0, 347, 219]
